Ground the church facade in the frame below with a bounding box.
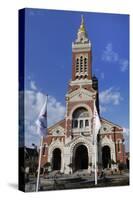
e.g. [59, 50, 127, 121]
[41, 16, 126, 174]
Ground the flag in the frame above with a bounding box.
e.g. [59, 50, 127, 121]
[93, 103, 101, 185]
[36, 95, 48, 136]
[93, 103, 101, 141]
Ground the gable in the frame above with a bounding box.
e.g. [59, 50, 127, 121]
[68, 88, 95, 102]
[100, 118, 123, 134]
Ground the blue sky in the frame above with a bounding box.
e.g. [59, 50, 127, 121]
[23, 8, 129, 150]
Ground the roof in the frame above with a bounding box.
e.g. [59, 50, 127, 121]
[101, 117, 123, 130]
[48, 119, 65, 131]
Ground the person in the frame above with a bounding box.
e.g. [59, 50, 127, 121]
[25, 166, 30, 182]
[100, 169, 105, 178]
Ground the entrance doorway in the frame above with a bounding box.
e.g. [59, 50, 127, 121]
[52, 148, 61, 170]
[102, 146, 111, 168]
[74, 145, 88, 171]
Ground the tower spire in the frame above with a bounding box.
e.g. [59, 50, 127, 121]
[74, 15, 89, 44]
[72, 16, 92, 81]
[79, 15, 85, 32]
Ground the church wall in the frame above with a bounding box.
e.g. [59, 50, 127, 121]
[39, 16, 126, 174]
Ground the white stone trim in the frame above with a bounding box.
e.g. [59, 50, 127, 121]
[67, 87, 94, 98]
[70, 137, 92, 155]
[69, 79, 92, 86]
[72, 43, 91, 50]
[48, 139, 64, 172]
[68, 136, 94, 172]
[101, 135, 116, 162]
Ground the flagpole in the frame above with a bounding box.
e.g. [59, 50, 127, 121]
[93, 99, 97, 185]
[94, 136, 97, 185]
[36, 94, 48, 192]
[36, 136, 43, 192]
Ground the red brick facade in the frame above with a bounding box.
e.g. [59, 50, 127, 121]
[72, 51, 92, 81]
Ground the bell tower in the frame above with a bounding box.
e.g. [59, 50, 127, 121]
[65, 16, 97, 139]
[72, 15, 92, 81]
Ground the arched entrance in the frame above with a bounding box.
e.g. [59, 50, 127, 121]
[73, 145, 88, 171]
[52, 148, 61, 170]
[102, 146, 111, 168]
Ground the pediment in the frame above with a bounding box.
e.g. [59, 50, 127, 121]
[68, 88, 95, 102]
[100, 118, 123, 134]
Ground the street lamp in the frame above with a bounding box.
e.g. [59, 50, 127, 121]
[122, 138, 125, 164]
[112, 127, 117, 163]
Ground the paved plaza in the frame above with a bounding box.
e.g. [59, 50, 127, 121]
[25, 170, 129, 192]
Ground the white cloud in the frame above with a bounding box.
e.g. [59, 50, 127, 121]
[102, 43, 119, 62]
[123, 127, 129, 152]
[102, 43, 128, 72]
[99, 87, 123, 106]
[119, 59, 129, 72]
[123, 127, 129, 136]
[47, 96, 66, 126]
[20, 81, 65, 148]
[99, 105, 107, 113]
[30, 80, 37, 90]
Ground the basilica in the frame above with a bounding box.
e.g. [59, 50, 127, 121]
[41, 16, 126, 174]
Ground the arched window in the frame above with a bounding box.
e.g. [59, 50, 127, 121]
[80, 56, 83, 72]
[85, 119, 89, 127]
[76, 58, 79, 73]
[84, 75, 88, 79]
[118, 140, 121, 152]
[76, 56, 88, 76]
[72, 119, 78, 128]
[84, 57, 88, 73]
[73, 107, 89, 118]
[72, 107, 90, 130]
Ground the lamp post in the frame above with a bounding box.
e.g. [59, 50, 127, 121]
[122, 138, 125, 164]
[112, 127, 117, 163]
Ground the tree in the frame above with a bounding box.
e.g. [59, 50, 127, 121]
[43, 162, 51, 174]
[118, 162, 125, 174]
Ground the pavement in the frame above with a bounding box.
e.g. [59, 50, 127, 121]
[25, 171, 129, 192]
